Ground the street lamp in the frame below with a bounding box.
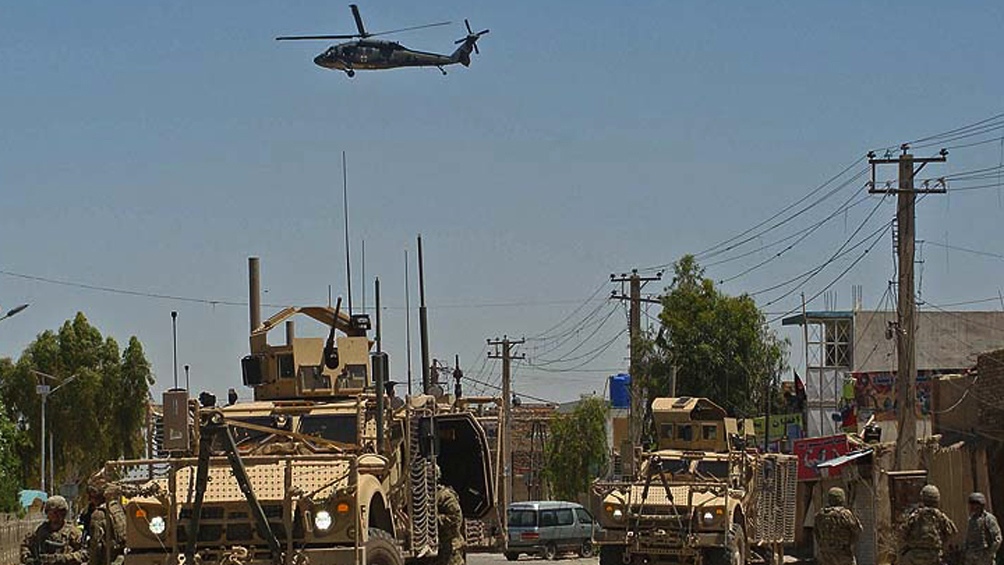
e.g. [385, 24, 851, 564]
[0, 303, 29, 322]
[30, 370, 77, 493]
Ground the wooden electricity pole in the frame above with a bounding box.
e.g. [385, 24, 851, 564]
[488, 336, 524, 513]
[868, 146, 947, 471]
[610, 269, 662, 456]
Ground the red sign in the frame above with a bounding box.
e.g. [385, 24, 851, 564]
[792, 434, 849, 481]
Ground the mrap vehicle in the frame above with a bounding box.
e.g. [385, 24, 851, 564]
[592, 397, 797, 565]
[102, 258, 494, 565]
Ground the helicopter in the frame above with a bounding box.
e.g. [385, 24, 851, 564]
[277, 4, 489, 78]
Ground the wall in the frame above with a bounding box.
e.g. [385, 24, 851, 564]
[854, 312, 1004, 373]
[1, 514, 43, 565]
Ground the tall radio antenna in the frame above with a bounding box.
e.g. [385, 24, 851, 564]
[342, 151, 353, 315]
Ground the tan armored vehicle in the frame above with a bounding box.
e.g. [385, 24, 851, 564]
[102, 260, 494, 565]
[593, 397, 796, 565]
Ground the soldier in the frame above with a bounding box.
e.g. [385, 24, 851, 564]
[20, 496, 87, 565]
[964, 492, 1002, 565]
[899, 484, 958, 565]
[434, 465, 466, 565]
[814, 487, 862, 565]
[86, 472, 129, 565]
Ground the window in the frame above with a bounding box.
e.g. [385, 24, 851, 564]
[556, 509, 574, 526]
[575, 508, 593, 525]
[507, 509, 537, 527]
[823, 319, 852, 368]
[677, 424, 693, 441]
[539, 510, 557, 527]
[702, 424, 718, 441]
[660, 424, 674, 439]
[694, 460, 730, 480]
[299, 414, 358, 445]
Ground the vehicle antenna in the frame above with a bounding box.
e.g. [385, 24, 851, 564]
[342, 151, 353, 315]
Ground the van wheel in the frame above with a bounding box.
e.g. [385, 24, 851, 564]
[504, 552, 520, 561]
[365, 528, 403, 565]
[579, 540, 594, 558]
[542, 541, 558, 560]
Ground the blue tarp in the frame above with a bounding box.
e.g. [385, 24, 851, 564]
[18, 489, 47, 509]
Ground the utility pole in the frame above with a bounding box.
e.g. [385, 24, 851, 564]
[488, 336, 524, 512]
[869, 145, 947, 471]
[610, 269, 662, 455]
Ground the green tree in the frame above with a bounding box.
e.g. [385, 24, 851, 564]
[543, 396, 608, 502]
[0, 396, 25, 513]
[640, 255, 788, 418]
[0, 313, 154, 491]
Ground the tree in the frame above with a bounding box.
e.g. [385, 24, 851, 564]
[640, 255, 788, 418]
[543, 396, 608, 502]
[0, 396, 25, 513]
[0, 313, 154, 491]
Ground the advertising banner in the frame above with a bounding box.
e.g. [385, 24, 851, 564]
[792, 434, 849, 481]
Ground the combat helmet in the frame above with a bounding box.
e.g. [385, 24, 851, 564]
[969, 492, 987, 506]
[827, 487, 846, 507]
[87, 469, 108, 499]
[44, 495, 69, 513]
[920, 484, 941, 507]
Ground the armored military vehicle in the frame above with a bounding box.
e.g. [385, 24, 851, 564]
[101, 258, 494, 565]
[592, 397, 797, 565]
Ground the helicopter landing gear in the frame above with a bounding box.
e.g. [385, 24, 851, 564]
[437, 65, 447, 75]
[345, 69, 356, 78]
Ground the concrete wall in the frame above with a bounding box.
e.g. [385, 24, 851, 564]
[854, 311, 1004, 373]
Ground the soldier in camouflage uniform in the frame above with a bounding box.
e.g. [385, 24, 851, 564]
[964, 492, 1001, 565]
[899, 484, 958, 565]
[814, 487, 863, 565]
[20, 496, 87, 565]
[86, 472, 128, 565]
[434, 465, 466, 565]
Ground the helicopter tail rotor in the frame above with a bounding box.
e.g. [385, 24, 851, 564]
[453, 18, 487, 64]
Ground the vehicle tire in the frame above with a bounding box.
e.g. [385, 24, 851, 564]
[578, 539, 594, 558]
[365, 528, 403, 565]
[542, 541, 558, 560]
[599, 545, 625, 565]
[727, 523, 747, 565]
[504, 551, 520, 561]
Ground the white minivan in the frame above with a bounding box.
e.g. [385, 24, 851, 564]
[505, 501, 599, 560]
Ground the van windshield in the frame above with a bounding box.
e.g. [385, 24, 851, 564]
[508, 509, 538, 527]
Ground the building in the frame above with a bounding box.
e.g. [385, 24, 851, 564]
[783, 309, 1004, 438]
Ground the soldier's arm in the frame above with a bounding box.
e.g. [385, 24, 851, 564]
[49, 530, 87, 565]
[850, 511, 863, 542]
[943, 514, 958, 540]
[989, 515, 1002, 555]
[20, 532, 37, 564]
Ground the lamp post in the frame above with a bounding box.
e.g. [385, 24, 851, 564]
[0, 303, 29, 322]
[30, 370, 77, 492]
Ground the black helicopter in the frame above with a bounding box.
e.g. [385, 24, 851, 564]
[277, 5, 488, 77]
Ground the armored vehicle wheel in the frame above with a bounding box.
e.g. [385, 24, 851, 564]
[599, 545, 625, 565]
[366, 528, 403, 565]
[579, 540, 593, 558]
[709, 523, 747, 565]
[542, 541, 558, 560]
[504, 552, 520, 561]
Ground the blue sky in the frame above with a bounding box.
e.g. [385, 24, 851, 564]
[2, 1, 1004, 403]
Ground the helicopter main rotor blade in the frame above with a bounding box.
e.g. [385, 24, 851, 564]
[350, 4, 368, 37]
[368, 21, 451, 37]
[276, 34, 360, 41]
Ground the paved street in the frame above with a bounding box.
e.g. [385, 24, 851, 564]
[468, 553, 598, 565]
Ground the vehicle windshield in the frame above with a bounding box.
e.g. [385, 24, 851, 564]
[508, 509, 538, 527]
[694, 460, 730, 480]
[231, 416, 291, 447]
[299, 414, 358, 445]
[653, 458, 690, 475]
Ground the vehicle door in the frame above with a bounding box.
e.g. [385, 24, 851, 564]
[507, 506, 539, 549]
[574, 507, 597, 543]
[538, 509, 558, 546]
[436, 413, 495, 519]
[554, 507, 575, 550]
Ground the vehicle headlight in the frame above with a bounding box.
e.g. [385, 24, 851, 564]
[314, 510, 333, 531]
[702, 511, 715, 525]
[612, 508, 623, 520]
[148, 516, 166, 535]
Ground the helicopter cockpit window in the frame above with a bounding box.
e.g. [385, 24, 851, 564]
[299, 414, 358, 445]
